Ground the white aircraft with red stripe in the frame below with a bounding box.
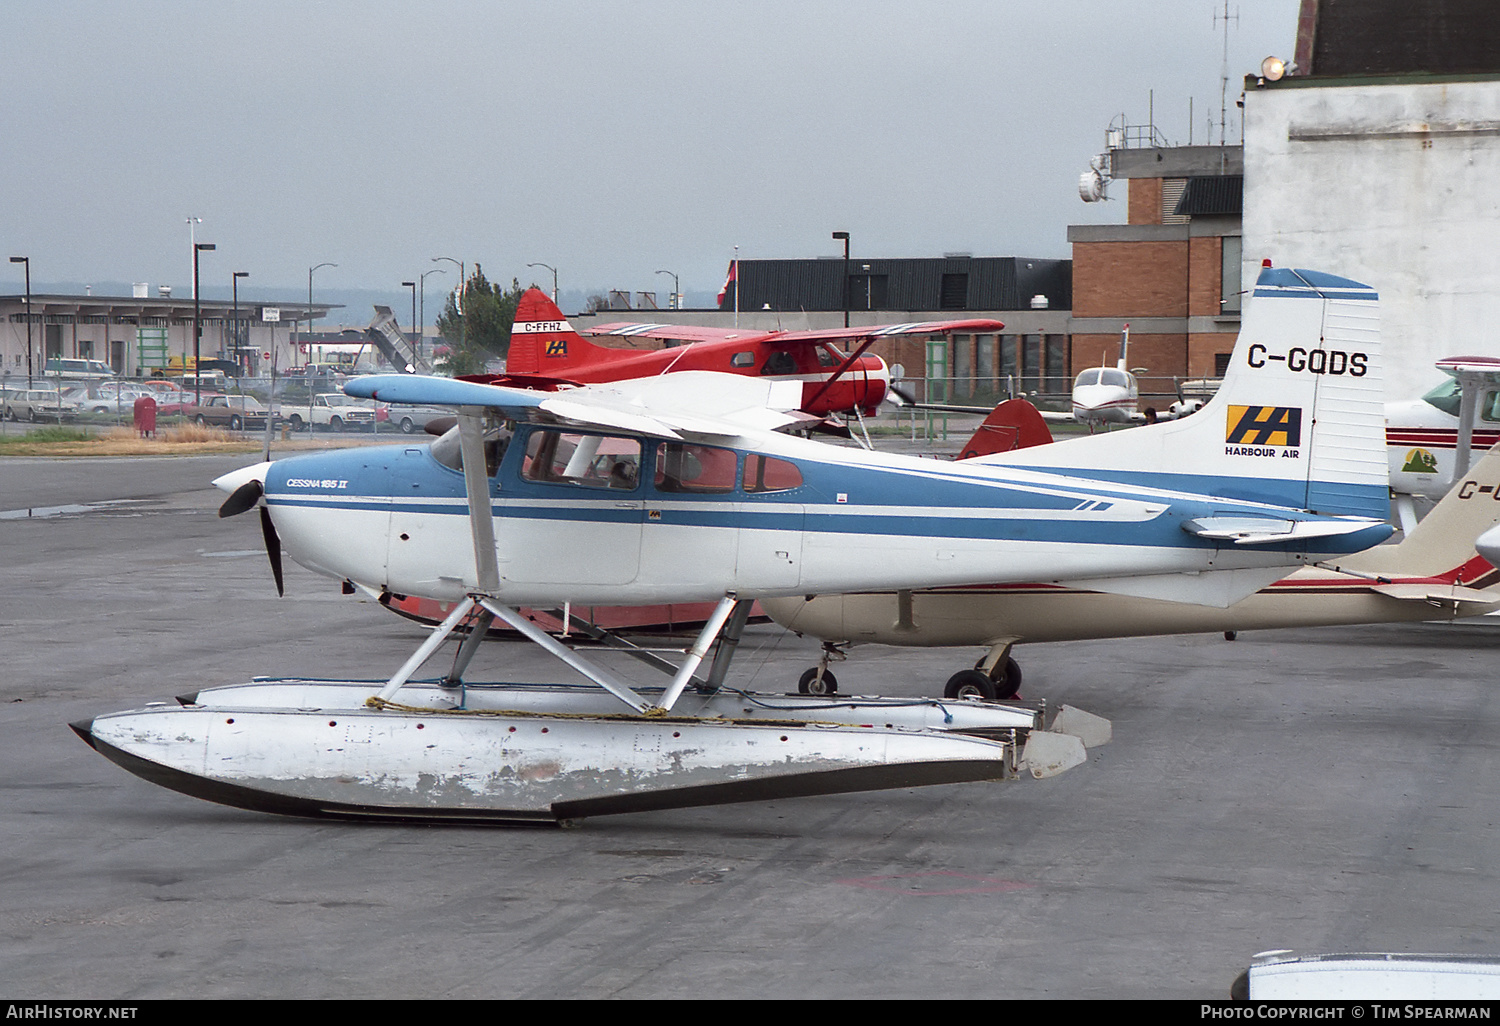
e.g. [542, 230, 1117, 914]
[1387, 356, 1500, 507]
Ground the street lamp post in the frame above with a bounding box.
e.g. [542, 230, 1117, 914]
[193, 242, 216, 405]
[9, 257, 30, 387]
[433, 256, 464, 355]
[832, 231, 850, 329]
[527, 262, 558, 303]
[308, 261, 336, 369]
[401, 281, 417, 351]
[232, 272, 248, 373]
[655, 269, 679, 310]
[419, 268, 445, 362]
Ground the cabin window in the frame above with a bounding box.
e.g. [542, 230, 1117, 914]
[743, 454, 803, 493]
[816, 345, 842, 368]
[1074, 369, 1101, 387]
[653, 443, 738, 494]
[730, 351, 755, 368]
[760, 351, 796, 376]
[524, 429, 642, 489]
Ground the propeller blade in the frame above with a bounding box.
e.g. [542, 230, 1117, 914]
[219, 479, 263, 518]
[260, 505, 285, 597]
[888, 383, 919, 406]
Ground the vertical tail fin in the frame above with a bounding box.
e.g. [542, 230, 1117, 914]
[983, 266, 1388, 520]
[507, 288, 634, 376]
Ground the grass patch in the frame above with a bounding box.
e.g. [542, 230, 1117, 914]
[0, 426, 91, 445]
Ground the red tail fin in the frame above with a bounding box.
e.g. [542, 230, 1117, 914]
[957, 399, 1054, 460]
[507, 288, 634, 375]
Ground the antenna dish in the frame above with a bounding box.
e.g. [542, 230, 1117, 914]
[1079, 169, 1107, 203]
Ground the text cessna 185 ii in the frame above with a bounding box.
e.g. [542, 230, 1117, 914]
[74, 266, 1394, 825]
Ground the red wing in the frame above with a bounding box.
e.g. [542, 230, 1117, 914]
[582, 323, 776, 344]
[581, 318, 1005, 346]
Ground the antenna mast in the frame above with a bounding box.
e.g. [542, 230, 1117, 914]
[1215, 1, 1240, 146]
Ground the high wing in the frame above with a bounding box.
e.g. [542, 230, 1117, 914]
[346, 369, 818, 439]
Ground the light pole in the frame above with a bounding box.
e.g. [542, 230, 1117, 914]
[433, 256, 464, 355]
[419, 268, 445, 362]
[232, 271, 248, 372]
[9, 256, 30, 387]
[192, 243, 215, 405]
[832, 231, 850, 329]
[527, 262, 558, 303]
[187, 217, 202, 299]
[655, 269, 679, 310]
[308, 262, 336, 366]
[401, 281, 417, 353]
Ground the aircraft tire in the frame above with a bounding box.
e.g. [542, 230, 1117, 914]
[945, 669, 997, 701]
[797, 667, 838, 695]
[988, 656, 1022, 700]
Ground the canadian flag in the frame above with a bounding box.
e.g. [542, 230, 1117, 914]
[716, 260, 737, 308]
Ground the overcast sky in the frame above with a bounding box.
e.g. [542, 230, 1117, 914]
[2, 0, 1300, 307]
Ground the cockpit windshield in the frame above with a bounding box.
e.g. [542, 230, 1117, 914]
[1074, 369, 1101, 387]
[430, 414, 513, 477]
[1419, 378, 1500, 422]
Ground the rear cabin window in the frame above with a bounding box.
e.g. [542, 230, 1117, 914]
[653, 443, 738, 494]
[524, 429, 642, 489]
[730, 351, 755, 368]
[743, 454, 803, 493]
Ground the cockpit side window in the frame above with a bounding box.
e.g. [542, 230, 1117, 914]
[1421, 379, 1463, 418]
[430, 413, 512, 477]
[1074, 369, 1101, 387]
[760, 350, 797, 376]
[522, 429, 641, 489]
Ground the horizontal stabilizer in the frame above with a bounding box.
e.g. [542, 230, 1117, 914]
[1370, 582, 1500, 604]
[1183, 516, 1389, 546]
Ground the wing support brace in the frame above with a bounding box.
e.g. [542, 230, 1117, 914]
[369, 408, 748, 717]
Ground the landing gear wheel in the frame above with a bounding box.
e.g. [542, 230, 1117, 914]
[798, 667, 838, 695]
[944, 669, 996, 701]
[981, 655, 1022, 700]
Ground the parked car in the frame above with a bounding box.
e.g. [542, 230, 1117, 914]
[285, 393, 377, 432]
[386, 404, 452, 434]
[43, 358, 116, 380]
[185, 394, 276, 431]
[2, 387, 81, 422]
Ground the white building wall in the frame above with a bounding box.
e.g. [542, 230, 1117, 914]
[1243, 78, 1500, 399]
